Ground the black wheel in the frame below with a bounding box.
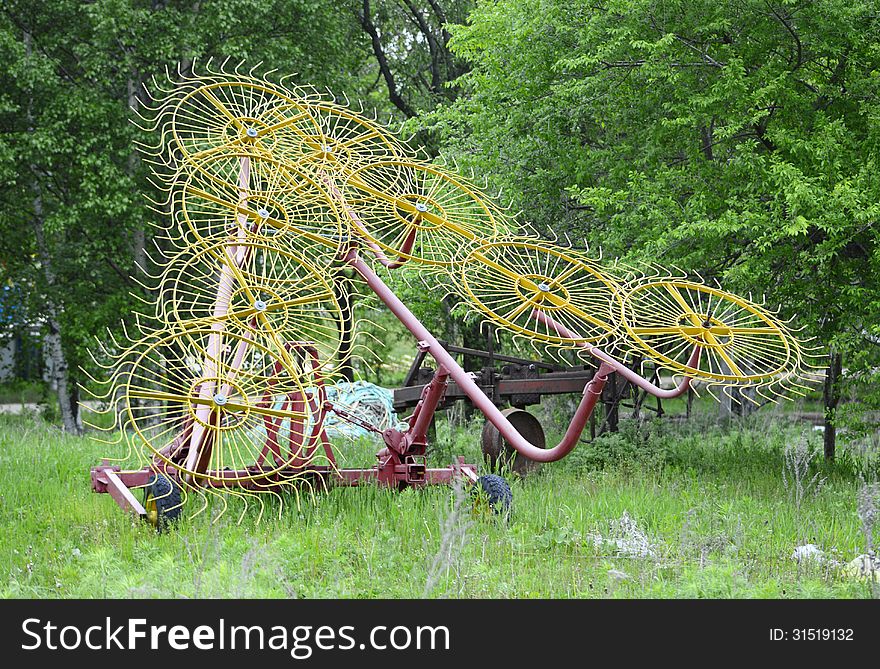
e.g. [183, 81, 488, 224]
[144, 473, 183, 531]
[472, 474, 512, 519]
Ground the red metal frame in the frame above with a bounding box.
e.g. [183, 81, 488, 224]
[91, 241, 701, 519]
[343, 249, 699, 463]
[92, 160, 702, 521]
[91, 333, 480, 518]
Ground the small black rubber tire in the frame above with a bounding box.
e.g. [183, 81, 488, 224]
[144, 473, 183, 531]
[474, 474, 512, 518]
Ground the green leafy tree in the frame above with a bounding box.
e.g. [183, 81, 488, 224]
[426, 0, 880, 453]
[0, 0, 374, 431]
[356, 0, 473, 120]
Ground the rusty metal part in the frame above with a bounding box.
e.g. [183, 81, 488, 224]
[394, 338, 595, 412]
[481, 408, 545, 477]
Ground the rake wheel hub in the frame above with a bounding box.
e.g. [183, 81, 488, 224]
[393, 194, 445, 230]
[675, 313, 734, 347]
[227, 285, 288, 331]
[514, 274, 571, 311]
[184, 377, 252, 431]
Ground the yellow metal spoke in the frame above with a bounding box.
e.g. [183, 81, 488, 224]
[663, 284, 703, 327]
[201, 89, 243, 130]
[256, 111, 312, 137]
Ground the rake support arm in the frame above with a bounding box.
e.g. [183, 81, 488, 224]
[532, 309, 701, 400]
[347, 250, 688, 463]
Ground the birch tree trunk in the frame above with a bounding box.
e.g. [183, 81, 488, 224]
[25, 29, 80, 433]
[31, 187, 81, 434]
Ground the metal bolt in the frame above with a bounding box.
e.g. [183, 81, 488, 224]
[321, 144, 332, 153]
[213, 393, 227, 406]
[246, 127, 258, 138]
[538, 282, 551, 292]
[415, 202, 428, 212]
[254, 299, 268, 311]
[257, 208, 270, 218]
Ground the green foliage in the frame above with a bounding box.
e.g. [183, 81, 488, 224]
[424, 0, 880, 431]
[358, 0, 474, 117]
[0, 379, 50, 405]
[564, 418, 670, 471]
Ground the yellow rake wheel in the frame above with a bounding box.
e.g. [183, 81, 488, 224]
[342, 160, 508, 266]
[460, 240, 621, 346]
[173, 151, 342, 263]
[620, 280, 794, 382]
[157, 240, 347, 367]
[123, 328, 326, 485]
[286, 102, 410, 176]
[169, 79, 321, 168]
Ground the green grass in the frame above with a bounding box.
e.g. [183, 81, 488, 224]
[0, 411, 876, 599]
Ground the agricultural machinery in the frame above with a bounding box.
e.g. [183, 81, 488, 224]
[84, 62, 824, 527]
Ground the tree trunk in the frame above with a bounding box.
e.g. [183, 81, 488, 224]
[32, 191, 80, 434]
[717, 359, 755, 418]
[718, 386, 735, 419]
[25, 30, 80, 434]
[359, 0, 417, 118]
[823, 350, 842, 461]
[128, 74, 147, 274]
